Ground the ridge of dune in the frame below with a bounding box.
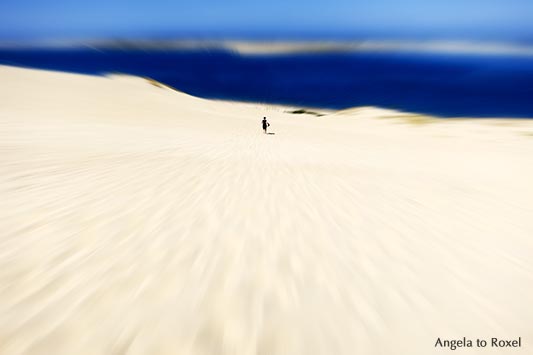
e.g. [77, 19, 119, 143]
[1, 65, 533, 355]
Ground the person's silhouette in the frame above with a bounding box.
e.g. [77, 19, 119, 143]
[262, 117, 270, 134]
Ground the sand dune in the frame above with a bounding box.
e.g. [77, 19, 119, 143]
[1, 65, 532, 355]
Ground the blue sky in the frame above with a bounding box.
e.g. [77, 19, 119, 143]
[1, 0, 532, 41]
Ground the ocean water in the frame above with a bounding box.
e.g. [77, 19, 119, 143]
[1, 48, 532, 117]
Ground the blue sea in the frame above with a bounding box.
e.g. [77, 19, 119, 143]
[1, 48, 532, 117]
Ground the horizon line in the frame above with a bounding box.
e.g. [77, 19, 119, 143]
[2, 38, 533, 57]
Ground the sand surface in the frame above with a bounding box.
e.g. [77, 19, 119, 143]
[1, 65, 533, 355]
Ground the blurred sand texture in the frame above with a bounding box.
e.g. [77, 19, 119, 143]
[1, 65, 533, 355]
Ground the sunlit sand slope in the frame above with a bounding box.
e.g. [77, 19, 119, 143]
[1, 65, 532, 355]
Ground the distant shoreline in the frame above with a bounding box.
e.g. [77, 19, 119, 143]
[2, 39, 533, 57]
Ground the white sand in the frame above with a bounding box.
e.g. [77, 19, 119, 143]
[1, 65, 532, 355]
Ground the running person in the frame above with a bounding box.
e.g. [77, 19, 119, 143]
[262, 117, 270, 134]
